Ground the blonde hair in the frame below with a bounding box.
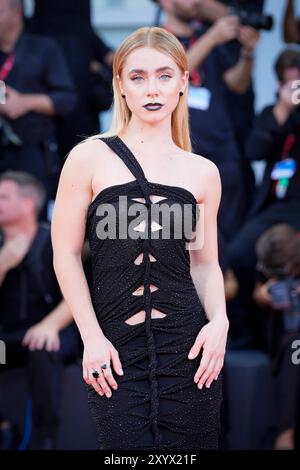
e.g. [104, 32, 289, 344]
[90, 26, 191, 152]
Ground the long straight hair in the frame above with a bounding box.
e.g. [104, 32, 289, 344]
[90, 26, 191, 152]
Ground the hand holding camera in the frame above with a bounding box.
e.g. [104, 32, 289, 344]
[208, 15, 240, 46]
[268, 278, 300, 332]
[238, 25, 261, 55]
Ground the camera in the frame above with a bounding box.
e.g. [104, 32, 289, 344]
[234, 9, 273, 31]
[0, 116, 22, 148]
[268, 278, 300, 332]
[229, 7, 273, 30]
[224, 0, 273, 31]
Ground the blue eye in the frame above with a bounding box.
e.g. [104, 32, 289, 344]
[131, 76, 143, 81]
[160, 74, 171, 80]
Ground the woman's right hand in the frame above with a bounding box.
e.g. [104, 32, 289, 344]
[83, 333, 124, 398]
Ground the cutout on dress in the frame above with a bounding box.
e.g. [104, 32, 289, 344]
[133, 220, 163, 233]
[150, 195, 168, 204]
[124, 308, 166, 325]
[132, 284, 158, 296]
[151, 221, 163, 232]
[131, 195, 167, 205]
[133, 220, 146, 232]
[134, 253, 157, 265]
[131, 197, 146, 203]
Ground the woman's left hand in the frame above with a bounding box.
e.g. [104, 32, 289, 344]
[188, 316, 229, 389]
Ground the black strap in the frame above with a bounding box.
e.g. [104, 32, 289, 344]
[99, 136, 152, 204]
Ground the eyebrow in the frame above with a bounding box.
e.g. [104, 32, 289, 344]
[128, 66, 175, 74]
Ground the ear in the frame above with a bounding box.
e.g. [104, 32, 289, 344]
[180, 70, 189, 94]
[116, 74, 124, 95]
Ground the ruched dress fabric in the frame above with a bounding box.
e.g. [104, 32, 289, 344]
[86, 136, 222, 450]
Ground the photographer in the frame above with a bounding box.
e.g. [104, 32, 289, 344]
[28, 0, 114, 157]
[158, 0, 260, 241]
[228, 49, 300, 348]
[254, 224, 300, 450]
[0, 0, 77, 220]
[230, 50, 300, 278]
[0, 171, 80, 450]
[220, 1, 266, 212]
[169, 0, 270, 26]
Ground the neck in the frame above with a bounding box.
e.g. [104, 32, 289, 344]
[0, 22, 23, 53]
[119, 114, 176, 156]
[164, 13, 194, 37]
[2, 217, 38, 242]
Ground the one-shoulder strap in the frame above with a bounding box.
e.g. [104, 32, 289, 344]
[99, 136, 152, 203]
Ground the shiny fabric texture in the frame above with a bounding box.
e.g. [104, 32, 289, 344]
[86, 136, 222, 450]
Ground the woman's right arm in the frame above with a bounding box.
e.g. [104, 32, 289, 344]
[51, 141, 123, 398]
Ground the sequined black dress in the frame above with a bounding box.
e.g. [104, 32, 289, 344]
[86, 136, 222, 450]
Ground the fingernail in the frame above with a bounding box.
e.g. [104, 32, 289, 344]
[206, 383, 210, 388]
[119, 369, 124, 375]
[112, 385, 117, 390]
[106, 392, 111, 398]
[99, 391, 103, 396]
[194, 377, 198, 383]
[198, 383, 203, 389]
[188, 353, 195, 359]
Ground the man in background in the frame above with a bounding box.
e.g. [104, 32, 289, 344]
[0, 0, 77, 220]
[28, 0, 114, 157]
[157, 0, 260, 241]
[0, 171, 79, 449]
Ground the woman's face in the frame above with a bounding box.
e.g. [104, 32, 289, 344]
[118, 47, 188, 124]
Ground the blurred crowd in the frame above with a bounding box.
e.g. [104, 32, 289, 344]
[0, 0, 300, 451]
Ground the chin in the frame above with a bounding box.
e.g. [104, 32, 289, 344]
[144, 116, 167, 125]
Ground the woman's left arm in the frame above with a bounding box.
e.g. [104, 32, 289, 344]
[188, 160, 229, 389]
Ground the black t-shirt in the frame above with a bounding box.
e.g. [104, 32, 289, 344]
[30, 0, 91, 34]
[28, 4, 113, 154]
[176, 25, 240, 169]
[0, 31, 76, 145]
[0, 224, 62, 332]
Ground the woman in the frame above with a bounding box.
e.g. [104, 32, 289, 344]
[51, 26, 229, 450]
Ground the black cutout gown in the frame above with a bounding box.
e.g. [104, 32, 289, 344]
[85, 136, 222, 450]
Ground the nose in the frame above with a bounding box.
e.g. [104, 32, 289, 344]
[146, 76, 159, 97]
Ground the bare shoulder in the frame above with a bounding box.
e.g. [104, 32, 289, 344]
[60, 138, 112, 192]
[64, 138, 109, 172]
[188, 151, 220, 178]
[179, 149, 221, 186]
